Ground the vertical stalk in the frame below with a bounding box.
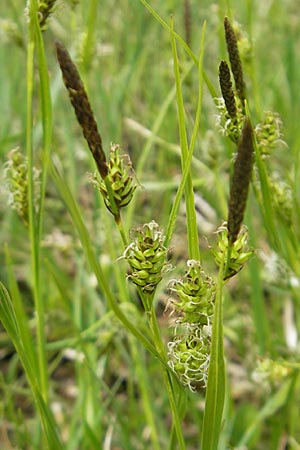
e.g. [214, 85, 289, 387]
[26, 1, 48, 402]
[201, 260, 226, 450]
[170, 17, 200, 261]
[147, 303, 186, 450]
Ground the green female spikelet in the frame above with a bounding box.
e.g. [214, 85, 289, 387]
[122, 221, 171, 299]
[168, 260, 215, 326]
[4, 148, 40, 226]
[91, 144, 137, 214]
[255, 111, 287, 159]
[167, 261, 216, 390]
[213, 223, 253, 280]
[168, 326, 212, 391]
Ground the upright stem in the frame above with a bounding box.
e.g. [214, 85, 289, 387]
[148, 303, 186, 450]
[26, 2, 48, 402]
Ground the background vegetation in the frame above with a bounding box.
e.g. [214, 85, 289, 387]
[0, 1, 300, 449]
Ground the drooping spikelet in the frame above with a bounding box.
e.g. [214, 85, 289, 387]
[55, 41, 108, 179]
[224, 16, 246, 107]
[227, 117, 254, 244]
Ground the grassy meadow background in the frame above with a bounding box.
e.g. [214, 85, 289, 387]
[0, 0, 300, 449]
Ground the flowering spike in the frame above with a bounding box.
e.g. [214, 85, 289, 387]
[228, 117, 254, 245]
[224, 16, 246, 106]
[55, 41, 108, 179]
[219, 60, 237, 119]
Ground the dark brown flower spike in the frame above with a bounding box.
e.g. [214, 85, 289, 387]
[219, 60, 237, 119]
[55, 41, 108, 179]
[224, 17, 246, 107]
[228, 117, 254, 244]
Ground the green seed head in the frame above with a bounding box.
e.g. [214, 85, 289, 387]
[253, 358, 293, 390]
[270, 177, 292, 227]
[4, 148, 40, 226]
[168, 326, 211, 391]
[213, 223, 254, 280]
[255, 111, 287, 159]
[96, 144, 137, 214]
[123, 221, 170, 295]
[169, 260, 216, 326]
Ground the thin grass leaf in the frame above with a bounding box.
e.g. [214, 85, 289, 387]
[26, 3, 49, 402]
[201, 261, 226, 450]
[170, 17, 200, 261]
[4, 245, 38, 370]
[0, 283, 64, 450]
[246, 211, 271, 354]
[165, 21, 206, 248]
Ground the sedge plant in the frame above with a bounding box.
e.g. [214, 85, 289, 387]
[1, 2, 300, 450]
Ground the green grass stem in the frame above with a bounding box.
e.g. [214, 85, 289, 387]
[170, 17, 200, 261]
[201, 259, 226, 450]
[26, 0, 48, 403]
[164, 21, 206, 249]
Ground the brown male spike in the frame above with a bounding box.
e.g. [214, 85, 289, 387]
[227, 117, 254, 244]
[219, 60, 237, 119]
[224, 17, 246, 108]
[55, 41, 108, 179]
